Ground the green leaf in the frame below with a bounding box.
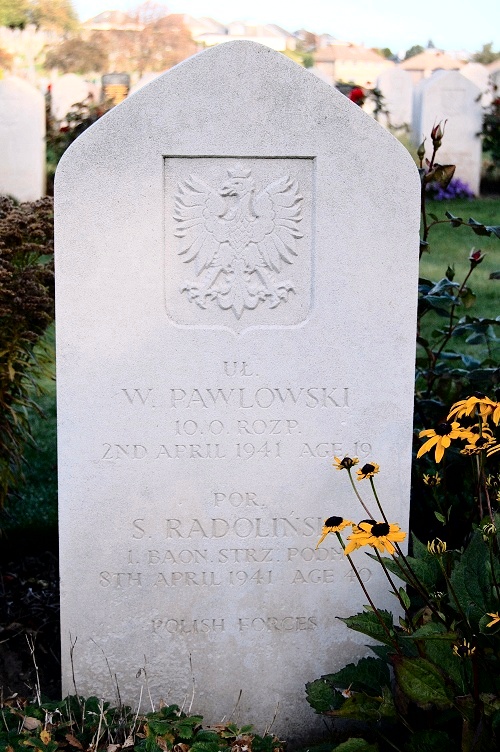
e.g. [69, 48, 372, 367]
[376, 539, 442, 592]
[338, 610, 396, 647]
[333, 692, 383, 721]
[405, 730, 454, 752]
[434, 511, 446, 524]
[393, 656, 454, 708]
[399, 587, 411, 610]
[403, 623, 462, 687]
[449, 530, 493, 626]
[334, 737, 378, 751]
[322, 657, 390, 696]
[445, 210, 463, 226]
[305, 679, 343, 713]
[479, 612, 500, 634]
[429, 213, 439, 222]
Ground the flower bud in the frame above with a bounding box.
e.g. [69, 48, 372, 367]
[469, 248, 485, 267]
[427, 538, 447, 556]
[417, 139, 426, 160]
[431, 120, 446, 149]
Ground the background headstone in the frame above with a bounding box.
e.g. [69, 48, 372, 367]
[0, 75, 45, 201]
[55, 41, 420, 742]
[51, 73, 94, 122]
[460, 62, 492, 106]
[412, 70, 483, 195]
[102, 73, 130, 104]
[376, 67, 413, 129]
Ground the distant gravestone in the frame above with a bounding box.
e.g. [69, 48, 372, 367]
[51, 73, 93, 121]
[412, 70, 482, 195]
[102, 73, 130, 105]
[460, 62, 492, 106]
[55, 42, 420, 741]
[0, 75, 45, 201]
[376, 67, 413, 129]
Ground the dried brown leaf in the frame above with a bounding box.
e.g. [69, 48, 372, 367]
[23, 716, 42, 730]
[66, 732, 85, 749]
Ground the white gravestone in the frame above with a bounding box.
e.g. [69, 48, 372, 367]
[55, 42, 420, 742]
[460, 62, 492, 106]
[376, 67, 413, 129]
[51, 73, 94, 122]
[0, 75, 45, 201]
[412, 70, 483, 195]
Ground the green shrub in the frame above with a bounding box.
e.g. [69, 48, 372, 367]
[0, 196, 55, 510]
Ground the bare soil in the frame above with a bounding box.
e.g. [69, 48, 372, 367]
[0, 532, 61, 700]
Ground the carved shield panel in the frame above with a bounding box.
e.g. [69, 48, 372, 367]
[164, 157, 314, 333]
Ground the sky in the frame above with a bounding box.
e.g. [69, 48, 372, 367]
[73, 0, 500, 56]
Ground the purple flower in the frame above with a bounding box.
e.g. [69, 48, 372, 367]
[426, 177, 475, 201]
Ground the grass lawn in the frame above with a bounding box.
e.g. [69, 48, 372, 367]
[0, 326, 57, 538]
[420, 197, 500, 320]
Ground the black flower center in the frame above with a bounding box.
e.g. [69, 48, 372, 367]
[435, 421, 452, 436]
[325, 516, 343, 527]
[372, 522, 390, 537]
[340, 457, 355, 468]
[361, 463, 375, 474]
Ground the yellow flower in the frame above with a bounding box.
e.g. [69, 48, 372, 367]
[417, 421, 473, 463]
[448, 396, 500, 425]
[482, 522, 496, 541]
[453, 639, 476, 658]
[486, 612, 500, 628]
[344, 520, 406, 556]
[487, 443, 500, 457]
[423, 472, 441, 487]
[316, 516, 353, 549]
[333, 456, 359, 470]
[40, 730, 51, 745]
[427, 538, 447, 555]
[356, 462, 380, 480]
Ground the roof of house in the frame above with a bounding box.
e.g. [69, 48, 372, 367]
[400, 49, 463, 71]
[83, 10, 136, 26]
[315, 44, 389, 63]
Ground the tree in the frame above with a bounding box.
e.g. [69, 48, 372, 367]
[373, 47, 393, 60]
[136, 14, 197, 73]
[404, 44, 424, 60]
[472, 42, 500, 65]
[45, 36, 107, 73]
[131, 0, 169, 25]
[29, 0, 77, 32]
[0, 0, 30, 28]
[92, 13, 197, 75]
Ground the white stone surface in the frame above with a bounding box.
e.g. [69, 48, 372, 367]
[51, 73, 94, 121]
[0, 75, 45, 201]
[55, 42, 420, 742]
[460, 62, 492, 106]
[412, 70, 483, 195]
[376, 67, 413, 129]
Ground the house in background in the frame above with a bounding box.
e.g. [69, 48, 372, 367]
[400, 49, 464, 84]
[314, 42, 394, 87]
[190, 19, 296, 52]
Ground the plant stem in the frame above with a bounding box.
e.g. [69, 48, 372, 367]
[369, 478, 389, 524]
[336, 533, 402, 654]
[347, 469, 376, 519]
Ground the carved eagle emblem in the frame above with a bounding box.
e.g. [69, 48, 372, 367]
[173, 166, 303, 319]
